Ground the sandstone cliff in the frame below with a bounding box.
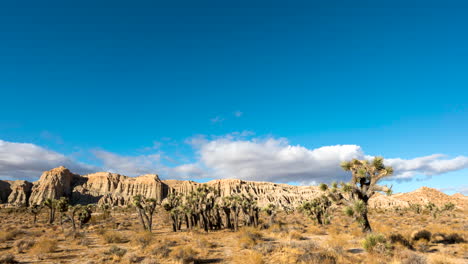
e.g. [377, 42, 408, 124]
[7, 180, 33, 206]
[73, 172, 164, 206]
[29, 166, 77, 205]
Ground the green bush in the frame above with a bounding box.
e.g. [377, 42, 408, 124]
[362, 233, 392, 255]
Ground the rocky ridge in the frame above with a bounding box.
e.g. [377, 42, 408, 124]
[0, 167, 466, 210]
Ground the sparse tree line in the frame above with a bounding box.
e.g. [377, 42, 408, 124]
[28, 197, 93, 232]
[159, 185, 262, 232]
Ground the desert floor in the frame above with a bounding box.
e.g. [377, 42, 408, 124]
[0, 207, 466, 264]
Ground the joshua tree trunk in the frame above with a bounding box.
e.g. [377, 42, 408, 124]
[223, 208, 232, 229]
[360, 210, 372, 233]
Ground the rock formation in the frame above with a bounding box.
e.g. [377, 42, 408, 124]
[7, 180, 33, 206]
[72, 172, 164, 206]
[0, 167, 466, 210]
[29, 166, 77, 205]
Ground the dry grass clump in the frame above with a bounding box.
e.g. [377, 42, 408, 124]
[0, 253, 17, 264]
[102, 230, 128, 244]
[169, 245, 199, 264]
[238, 227, 263, 249]
[288, 230, 305, 240]
[0, 229, 22, 243]
[125, 253, 145, 263]
[232, 250, 264, 264]
[150, 239, 177, 258]
[13, 239, 35, 253]
[252, 241, 278, 254]
[394, 249, 427, 264]
[105, 245, 127, 258]
[30, 237, 58, 254]
[133, 231, 153, 249]
[297, 251, 337, 264]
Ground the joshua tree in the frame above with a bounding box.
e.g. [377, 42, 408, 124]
[68, 204, 93, 232]
[43, 198, 57, 224]
[322, 157, 393, 233]
[56, 197, 69, 231]
[78, 205, 93, 228]
[263, 203, 277, 227]
[133, 195, 158, 232]
[162, 193, 183, 232]
[29, 204, 42, 224]
[300, 195, 332, 225]
[240, 194, 259, 227]
[442, 202, 455, 212]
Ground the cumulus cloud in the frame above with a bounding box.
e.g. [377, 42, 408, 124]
[91, 150, 162, 176]
[385, 154, 468, 180]
[196, 137, 364, 184]
[0, 140, 97, 180]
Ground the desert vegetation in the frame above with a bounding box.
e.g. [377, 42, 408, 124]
[0, 158, 466, 263]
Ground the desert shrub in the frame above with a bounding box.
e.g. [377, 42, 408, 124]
[30, 238, 58, 254]
[232, 250, 264, 264]
[0, 253, 17, 264]
[14, 239, 35, 253]
[290, 240, 320, 251]
[102, 231, 127, 244]
[432, 233, 465, 244]
[288, 230, 304, 240]
[141, 259, 158, 264]
[362, 233, 392, 255]
[296, 251, 337, 264]
[397, 250, 427, 264]
[389, 233, 413, 249]
[413, 239, 431, 253]
[169, 245, 198, 264]
[253, 242, 277, 254]
[412, 230, 432, 242]
[126, 253, 144, 263]
[133, 232, 153, 249]
[238, 227, 263, 249]
[151, 239, 176, 258]
[0, 230, 19, 243]
[105, 245, 127, 257]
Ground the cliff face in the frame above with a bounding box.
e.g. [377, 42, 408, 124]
[0, 167, 466, 210]
[7, 180, 33, 206]
[73, 172, 165, 206]
[29, 166, 76, 205]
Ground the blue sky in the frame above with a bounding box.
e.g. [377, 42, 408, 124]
[0, 0, 467, 194]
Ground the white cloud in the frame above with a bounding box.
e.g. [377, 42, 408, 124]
[91, 150, 161, 176]
[196, 136, 364, 184]
[0, 140, 97, 180]
[385, 154, 468, 180]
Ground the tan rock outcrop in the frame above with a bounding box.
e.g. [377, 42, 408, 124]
[7, 180, 33, 206]
[29, 166, 77, 205]
[72, 172, 164, 206]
